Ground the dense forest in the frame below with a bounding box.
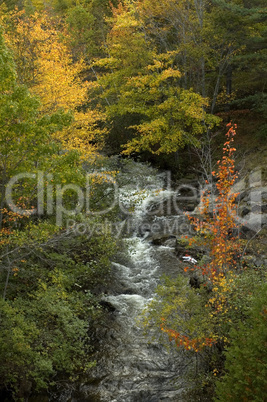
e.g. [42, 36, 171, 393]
[0, 0, 266, 401]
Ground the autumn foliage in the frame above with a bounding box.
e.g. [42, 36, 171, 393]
[186, 123, 241, 277]
[160, 124, 243, 352]
[1, 10, 105, 159]
[0, 0, 265, 399]
[160, 318, 217, 352]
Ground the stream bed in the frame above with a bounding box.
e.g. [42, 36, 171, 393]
[74, 161, 195, 402]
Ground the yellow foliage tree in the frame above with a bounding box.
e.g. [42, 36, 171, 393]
[2, 10, 105, 158]
[93, 1, 219, 155]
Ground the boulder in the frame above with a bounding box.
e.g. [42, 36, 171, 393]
[151, 234, 177, 246]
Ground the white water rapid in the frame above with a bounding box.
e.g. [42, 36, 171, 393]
[77, 161, 193, 402]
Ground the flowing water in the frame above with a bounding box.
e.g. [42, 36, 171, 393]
[76, 161, 194, 402]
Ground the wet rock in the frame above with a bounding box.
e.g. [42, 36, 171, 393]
[251, 204, 261, 213]
[241, 254, 267, 268]
[251, 204, 267, 213]
[99, 300, 116, 312]
[185, 202, 197, 211]
[254, 258, 266, 267]
[239, 205, 251, 217]
[175, 239, 205, 260]
[151, 234, 176, 246]
[252, 187, 267, 200]
[235, 190, 249, 203]
[164, 237, 177, 248]
[240, 213, 267, 237]
[141, 215, 192, 239]
[155, 247, 182, 278]
[123, 288, 136, 295]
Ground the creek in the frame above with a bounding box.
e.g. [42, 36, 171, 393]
[76, 161, 196, 402]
